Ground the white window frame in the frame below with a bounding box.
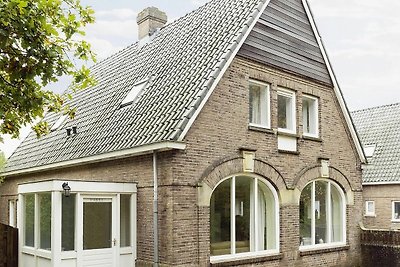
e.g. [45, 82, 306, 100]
[363, 144, 376, 158]
[120, 79, 148, 108]
[392, 201, 400, 222]
[248, 80, 271, 129]
[365, 201, 375, 217]
[302, 95, 319, 138]
[9, 200, 16, 227]
[210, 174, 280, 264]
[51, 115, 68, 131]
[277, 88, 296, 134]
[18, 180, 137, 266]
[299, 179, 347, 251]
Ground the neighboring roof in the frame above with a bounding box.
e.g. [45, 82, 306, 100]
[352, 103, 400, 184]
[4, 0, 365, 176]
[5, 0, 267, 174]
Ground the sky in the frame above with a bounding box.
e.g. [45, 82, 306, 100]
[1, 0, 400, 157]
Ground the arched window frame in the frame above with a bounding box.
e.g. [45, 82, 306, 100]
[299, 179, 346, 250]
[210, 174, 280, 263]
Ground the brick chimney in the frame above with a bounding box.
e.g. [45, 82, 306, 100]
[137, 7, 167, 40]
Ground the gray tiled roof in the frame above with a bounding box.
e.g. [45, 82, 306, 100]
[5, 0, 265, 173]
[352, 103, 400, 183]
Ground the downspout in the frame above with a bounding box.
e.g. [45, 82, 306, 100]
[153, 152, 159, 267]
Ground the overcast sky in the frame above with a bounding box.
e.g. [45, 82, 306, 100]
[1, 0, 399, 157]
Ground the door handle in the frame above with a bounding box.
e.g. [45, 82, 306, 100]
[113, 238, 117, 246]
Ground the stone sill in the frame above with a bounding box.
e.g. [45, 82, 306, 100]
[210, 253, 283, 267]
[300, 245, 350, 256]
[248, 124, 275, 135]
[302, 135, 322, 142]
[278, 149, 300, 155]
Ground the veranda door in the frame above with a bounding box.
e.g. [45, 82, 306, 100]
[79, 195, 117, 267]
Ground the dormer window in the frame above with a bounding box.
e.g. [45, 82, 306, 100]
[120, 80, 148, 108]
[51, 115, 68, 131]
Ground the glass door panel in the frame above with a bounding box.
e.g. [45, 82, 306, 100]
[83, 201, 112, 250]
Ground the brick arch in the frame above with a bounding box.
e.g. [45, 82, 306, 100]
[293, 165, 354, 194]
[199, 156, 288, 193]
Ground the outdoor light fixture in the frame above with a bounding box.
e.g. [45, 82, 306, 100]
[62, 182, 71, 197]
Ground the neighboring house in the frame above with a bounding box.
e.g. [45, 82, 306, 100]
[0, 0, 366, 266]
[352, 103, 400, 230]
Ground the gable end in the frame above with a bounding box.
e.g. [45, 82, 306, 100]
[237, 0, 333, 86]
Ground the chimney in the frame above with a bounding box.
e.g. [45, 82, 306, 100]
[137, 7, 167, 40]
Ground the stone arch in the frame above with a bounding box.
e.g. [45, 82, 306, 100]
[293, 165, 356, 205]
[198, 156, 288, 206]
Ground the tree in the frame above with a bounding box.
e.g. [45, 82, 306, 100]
[0, 151, 5, 172]
[0, 0, 96, 140]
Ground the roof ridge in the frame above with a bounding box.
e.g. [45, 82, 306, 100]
[351, 102, 400, 114]
[91, 0, 215, 70]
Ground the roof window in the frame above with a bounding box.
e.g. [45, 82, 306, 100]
[363, 144, 376, 158]
[51, 115, 68, 131]
[120, 80, 148, 108]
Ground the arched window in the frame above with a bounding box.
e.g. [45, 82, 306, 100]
[210, 175, 279, 260]
[299, 180, 346, 248]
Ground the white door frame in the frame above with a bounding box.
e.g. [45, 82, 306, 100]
[77, 194, 118, 267]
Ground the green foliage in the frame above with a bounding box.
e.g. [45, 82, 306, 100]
[0, 0, 97, 139]
[0, 152, 5, 182]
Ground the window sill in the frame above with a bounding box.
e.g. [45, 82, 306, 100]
[210, 253, 283, 266]
[364, 214, 376, 217]
[248, 124, 274, 135]
[277, 130, 299, 138]
[391, 220, 400, 223]
[278, 149, 300, 155]
[299, 244, 349, 256]
[302, 135, 322, 142]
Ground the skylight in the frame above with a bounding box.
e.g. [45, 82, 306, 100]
[51, 115, 68, 131]
[363, 144, 376, 158]
[120, 80, 148, 108]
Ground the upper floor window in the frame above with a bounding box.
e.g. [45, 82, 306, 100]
[277, 88, 296, 134]
[392, 201, 400, 222]
[299, 180, 346, 248]
[365, 200, 375, 217]
[249, 80, 270, 128]
[302, 95, 319, 137]
[210, 175, 279, 262]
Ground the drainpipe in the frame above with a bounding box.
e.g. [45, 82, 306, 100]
[153, 152, 159, 267]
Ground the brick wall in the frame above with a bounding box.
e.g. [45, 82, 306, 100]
[0, 57, 363, 266]
[363, 184, 400, 230]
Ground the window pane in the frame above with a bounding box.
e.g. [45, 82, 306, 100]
[235, 176, 251, 254]
[250, 84, 261, 124]
[83, 202, 112, 250]
[24, 194, 35, 247]
[315, 181, 328, 244]
[249, 83, 268, 126]
[331, 185, 343, 242]
[300, 183, 312, 246]
[278, 93, 294, 131]
[394, 202, 400, 220]
[39, 193, 52, 250]
[302, 97, 317, 135]
[62, 194, 76, 251]
[210, 179, 231, 256]
[120, 195, 131, 247]
[258, 180, 276, 250]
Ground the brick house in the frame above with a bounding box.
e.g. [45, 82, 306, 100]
[0, 0, 366, 266]
[352, 103, 400, 230]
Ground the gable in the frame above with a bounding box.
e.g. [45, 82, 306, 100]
[238, 0, 333, 86]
